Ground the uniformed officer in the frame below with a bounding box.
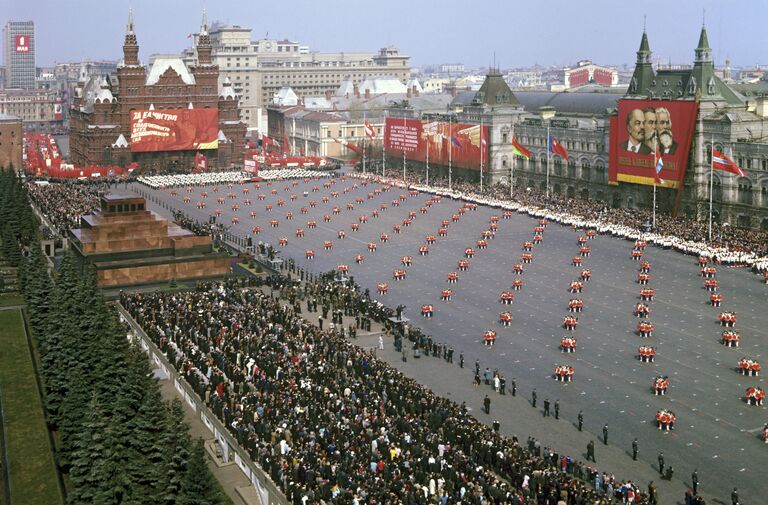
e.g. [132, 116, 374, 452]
[459, 353, 464, 368]
[602, 424, 608, 445]
[499, 375, 506, 395]
[658, 452, 665, 475]
[483, 395, 491, 414]
[632, 438, 638, 460]
[492, 419, 500, 432]
[578, 410, 583, 431]
[648, 481, 658, 505]
[692, 469, 699, 495]
[554, 399, 560, 419]
[511, 378, 517, 396]
[731, 487, 739, 505]
[531, 389, 537, 408]
[543, 398, 550, 417]
[586, 440, 596, 462]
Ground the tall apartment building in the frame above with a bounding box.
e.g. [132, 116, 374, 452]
[178, 24, 410, 133]
[3, 21, 36, 89]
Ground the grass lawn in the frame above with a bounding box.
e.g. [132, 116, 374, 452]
[0, 309, 62, 505]
[0, 293, 25, 308]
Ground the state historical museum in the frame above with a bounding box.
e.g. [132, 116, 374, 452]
[69, 11, 246, 171]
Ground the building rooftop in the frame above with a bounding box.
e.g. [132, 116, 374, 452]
[146, 58, 196, 86]
[515, 91, 621, 115]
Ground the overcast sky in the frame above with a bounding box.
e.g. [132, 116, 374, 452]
[5, 0, 766, 69]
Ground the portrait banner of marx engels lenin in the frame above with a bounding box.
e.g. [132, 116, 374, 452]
[609, 99, 698, 189]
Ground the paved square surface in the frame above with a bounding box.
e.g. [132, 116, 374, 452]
[129, 174, 767, 501]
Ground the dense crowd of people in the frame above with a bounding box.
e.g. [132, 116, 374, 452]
[171, 209, 227, 238]
[122, 274, 650, 505]
[363, 164, 768, 269]
[26, 180, 109, 234]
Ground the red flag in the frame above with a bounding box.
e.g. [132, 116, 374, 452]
[511, 136, 532, 159]
[364, 120, 376, 140]
[283, 133, 290, 154]
[548, 134, 569, 160]
[262, 134, 280, 149]
[344, 142, 363, 155]
[712, 149, 746, 177]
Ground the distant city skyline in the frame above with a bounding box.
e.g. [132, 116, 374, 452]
[4, 0, 767, 70]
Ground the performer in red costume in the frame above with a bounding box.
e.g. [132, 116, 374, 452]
[652, 375, 668, 394]
[637, 345, 656, 363]
[554, 365, 575, 382]
[560, 336, 577, 353]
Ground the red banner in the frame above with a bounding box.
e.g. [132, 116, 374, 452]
[15, 35, 30, 53]
[609, 99, 698, 189]
[130, 108, 218, 152]
[243, 159, 258, 174]
[385, 118, 488, 171]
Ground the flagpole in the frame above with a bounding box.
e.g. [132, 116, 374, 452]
[362, 114, 366, 175]
[426, 136, 430, 186]
[448, 115, 453, 192]
[292, 117, 296, 156]
[382, 111, 386, 177]
[402, 116, 406, 182]
[652, 180, 657, 230]
[708, 135, 714, 243]
[510, 124, 514, 199]
[546, 126, 551, 207]
[480, 116, 484, 194]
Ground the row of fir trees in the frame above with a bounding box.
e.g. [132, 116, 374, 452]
[1, 168, 227, 505]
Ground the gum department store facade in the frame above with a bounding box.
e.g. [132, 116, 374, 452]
[422, 27, 767, 230]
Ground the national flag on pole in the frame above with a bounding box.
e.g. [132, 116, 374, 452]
[653, 146, 664, 184]
[262, 134, 280, 149]
[712, 149, 746, 177]
[450, 136, 462, 148]
[511, 136, 532, 159]
[548, 134, 569, 160]
[364, 120, 376, 140]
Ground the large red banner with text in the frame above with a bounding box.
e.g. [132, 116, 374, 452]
[130, 108, 218, 152]
[385, 118, 488, 171]
[609, 99, 698, 189]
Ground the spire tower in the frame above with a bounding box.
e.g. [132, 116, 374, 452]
[122, 8, 139, 66]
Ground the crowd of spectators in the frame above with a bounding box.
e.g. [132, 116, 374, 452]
[122, 274, 650, 505]
[171, 209, 228, 238]
[26, 180, 110, 235]
[363, 163, 768, 262]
